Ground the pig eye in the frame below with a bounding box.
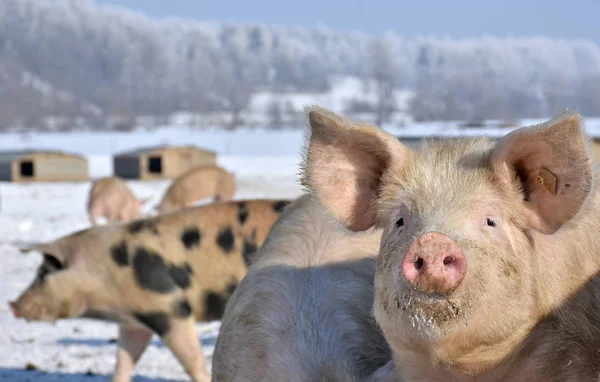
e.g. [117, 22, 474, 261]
[486, 218, 497, 227]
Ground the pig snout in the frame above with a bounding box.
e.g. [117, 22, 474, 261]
[8, 301, 21, 318]
[401, 232, 467, 295]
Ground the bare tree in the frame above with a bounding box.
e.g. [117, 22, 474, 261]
[224, 81, 254, 130]
[267, 100, 283, 129]
[215, 57, 255, 130]
[369, 38, 397, 126]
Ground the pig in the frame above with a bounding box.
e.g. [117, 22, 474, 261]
[212, 194, 392, 381]
[302, 106, 600, 381]
[156, 165, 236, 214]
[9, 198, 292, 382]
[88, 176, 148, 225]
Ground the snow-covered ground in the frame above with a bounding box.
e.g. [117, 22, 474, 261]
[0, 128, 310, 381]
[0, 163, 303, 381]
[2, 115, 600, 381]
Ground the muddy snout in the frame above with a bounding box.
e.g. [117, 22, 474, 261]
[401, 232, 467, 295]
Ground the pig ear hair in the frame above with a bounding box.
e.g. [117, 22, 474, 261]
[301, 105, 412, 231]
[491, 110, 592, 234]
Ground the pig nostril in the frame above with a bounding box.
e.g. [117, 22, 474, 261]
[415, 257, 424, 270]
[443, 256, 454, 266]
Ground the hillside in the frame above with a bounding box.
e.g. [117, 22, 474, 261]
[1, 0, 600, 130]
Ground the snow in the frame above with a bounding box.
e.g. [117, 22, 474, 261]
[0, 127, 313, 381]
[2, 119, 600, 380]
[249, 76, 414, 120]
[0, 161, 303, 381]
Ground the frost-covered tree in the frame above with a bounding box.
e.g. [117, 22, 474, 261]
[369, 35, 398, 126]
[0, 0, 600, 127]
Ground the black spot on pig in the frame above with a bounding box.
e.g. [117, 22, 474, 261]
[272, 200, 290, 213]
[43, 253, 64, 270]
[128, 219, 158, 235]
[237, 202, 249, 225]
[173, 298, 192, 318]
[37, 253, 65, 282]
[226, 282, 238, 295]
[169, 263, 193, 289]
[132, 248, 176, 293]
[216, 226, 235, 254]
[242, 238, 258, 266]
[204, 291, 227, 321]
[110, 241, 129, 267]
[181, 227, 201, 250]
[204, 282, 238, 321]
[133, 311, 170, 337]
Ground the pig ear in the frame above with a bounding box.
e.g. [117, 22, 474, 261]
[302, 105, 412, 231]
[491, 110, 592, 234]
[22, 242, 67, 265]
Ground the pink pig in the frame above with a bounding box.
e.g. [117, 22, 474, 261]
[303, 106, 600, 381]
[88, 176, 148, 225]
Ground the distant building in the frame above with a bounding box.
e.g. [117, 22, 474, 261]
[113, 145, 217, 180]
[0, 150, 88, 182]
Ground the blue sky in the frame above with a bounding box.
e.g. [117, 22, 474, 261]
[95, 0, 600, 43]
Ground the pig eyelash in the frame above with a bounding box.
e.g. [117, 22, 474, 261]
[486, 218, 497, 227]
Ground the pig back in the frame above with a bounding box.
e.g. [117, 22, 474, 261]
[147, 199, 288, 321]
[161, 166, 225, 208]
[212, 195, 391, 381]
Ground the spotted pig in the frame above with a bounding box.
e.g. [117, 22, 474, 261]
[9, 198, 292, 382]
[156, 165, 236, 214]
[88, 176, 148, 225]
[302, 106, 600, 381]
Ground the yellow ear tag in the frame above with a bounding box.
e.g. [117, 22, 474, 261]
[537, 168, 557, 195]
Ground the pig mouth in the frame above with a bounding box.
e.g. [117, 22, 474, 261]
[9, 301, 56, 323]
[393, 291, 472, 331]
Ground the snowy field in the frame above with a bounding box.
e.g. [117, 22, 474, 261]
[0, 128, 310, 381]
[0, 166, 303, 381]
[3, 117, 600, 381]
[0, 171, 303, 382]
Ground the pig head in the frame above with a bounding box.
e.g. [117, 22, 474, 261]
[10, 239, 89, 322]
[303, 106, 597, 379]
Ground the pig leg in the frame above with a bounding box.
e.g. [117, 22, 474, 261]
[112, 324, 153, 382]
[160, 318, 210, 382]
